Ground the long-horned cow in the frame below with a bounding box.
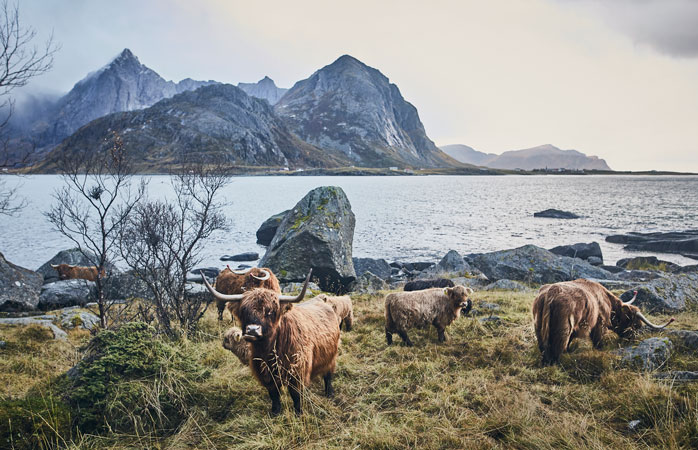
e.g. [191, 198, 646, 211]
[202, 269, 340, 416]
[214, 266, 281, 321]
[532, 278, 674, 365]
[50, 264, 105, 282]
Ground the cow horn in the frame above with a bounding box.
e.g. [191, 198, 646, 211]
[636, 311, 675, 330]
[68, 264, 77, 268]
[232, 268, 252, 275]
[251, 269, 270, 281]
[50, 264, 59, 269]
[278, 269, 313, 303]
[201, 271, 244, 302]
[623, 290, 638, 305]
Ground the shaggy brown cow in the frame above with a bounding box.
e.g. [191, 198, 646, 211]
[384, 286, 473, 346]
[202, 269, 340, 416]
[50, 264, 104, 281]
[222, 326, 251, 366]
[214, 266, 281, 321]
[532, 279, 674, 365]
[314, 294, 354, 331]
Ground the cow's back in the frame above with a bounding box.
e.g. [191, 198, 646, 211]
[386, 289, 445, 328]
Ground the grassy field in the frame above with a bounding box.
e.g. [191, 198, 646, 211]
[1, 288, 697, 449]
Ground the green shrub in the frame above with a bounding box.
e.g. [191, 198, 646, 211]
[63, 322, 208, 435]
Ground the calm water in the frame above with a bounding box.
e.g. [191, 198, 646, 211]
[1, 174, 697, 270]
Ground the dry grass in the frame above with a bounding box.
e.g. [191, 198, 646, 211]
[2, 289, 698, 449]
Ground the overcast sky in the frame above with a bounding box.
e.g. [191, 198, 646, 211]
[18, 0, 698, 171]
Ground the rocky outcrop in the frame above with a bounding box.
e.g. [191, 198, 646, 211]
[38, 280, 96, 310]
[615, 256, 679, 272]
[471, 245, 612, 284]
[259, 186, 356, 293]
[36, 248, 98, 284]
[483, 279, 530, 291]
[620, 273, 698, 313]
[417, 250, 473, 279]
[616, 337, 672, 371]
[533, 209, 579, 219]
[0, 252, 43, 311]
[0, 317, 67, 339]
[353, 257, 392, 280]
[606, 230, 698, 260]
[237, 76, 288, 105]
[353, 271, 389, 294]
[256, 210, 289, 246]
[549, 242, 603, 265]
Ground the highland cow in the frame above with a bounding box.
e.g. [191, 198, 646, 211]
[222, 326, 251, 366]
[214, 266, 281, 321]
[314, 294, 354, 331]
[403, 278, 454, 292]
[384, 286, 473, 346]
[50, 264, 105, 281]
[532, 279, 674, 365]
[202, 269, 340, 416]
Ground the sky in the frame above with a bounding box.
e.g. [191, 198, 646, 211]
[16, 0, 698, 172]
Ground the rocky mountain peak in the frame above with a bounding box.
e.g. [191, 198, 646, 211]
[237, 76, 288, 105]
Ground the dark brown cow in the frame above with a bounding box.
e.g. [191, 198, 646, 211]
[51, 264, 105, 281]
[532, 279, 674, 365]
[214, 266, 281, 321]
[202, 269, 340, 416]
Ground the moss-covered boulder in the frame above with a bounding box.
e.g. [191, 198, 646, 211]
[621, 273, 698, 313]
[260, 186, 356, 293]
[0, 252, 43, 312]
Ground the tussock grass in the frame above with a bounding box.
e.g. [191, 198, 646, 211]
[2, 290, 698, 449]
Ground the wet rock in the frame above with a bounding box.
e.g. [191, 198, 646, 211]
[0, 317, 67, 339]
[353, 257, 392, 280]
[220, 252, 259, 262]
[616, 337, 672, 371]
[38, 279, 96, 310]
[471, 245, 613, 284]
[548, 242, 603, 263]
[0, 252, 43, 312]
[587, 256, 603, 266]
[606, 230, 698, 259]
[256, 210, 289, 246]
[601, 265, 625, 274]
[353, 271, 389, 294]
[533, 209, 579, 219]
[616, 256, 679, 272]
[483, 279, 530, 291]
[620, 273, 698, 313]
[260, 186, 356, 293]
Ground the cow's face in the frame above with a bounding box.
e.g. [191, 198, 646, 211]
[51, 264, 73, 280]
[445, 286, 473, 314]
[237, 288, 286, 342]
[223, 326, 243, 351]
[613, 304, 644, 336]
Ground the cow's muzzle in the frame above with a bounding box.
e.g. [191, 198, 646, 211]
[459, 299, 473, 315]
[244, 324, 263, 341]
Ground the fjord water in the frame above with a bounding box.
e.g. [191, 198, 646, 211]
[1, 175, 697, 270]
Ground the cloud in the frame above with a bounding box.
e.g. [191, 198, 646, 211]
[559, 0, 698, 57]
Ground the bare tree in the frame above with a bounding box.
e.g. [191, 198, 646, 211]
[119, 160, 230, 338]
[45, 133, 146, 328]
[0, 0, 58, 214]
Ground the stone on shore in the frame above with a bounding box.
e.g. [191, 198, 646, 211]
[220, 252, 259, 262]
[353, 257, 392, 280]
[38, 279, 96, 310]
[256, 210, 289, 246]
[620, 273, 698, 313]
[533, 209, 579, 219]
[353, 271, 389, 293]
[0, 252, 43, 312]
[549, 242, 603, 264]
[417, 250, 474, 279]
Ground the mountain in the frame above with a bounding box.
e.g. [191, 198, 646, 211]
[274, 55, 460, 168]
[237, 76, 288, 105]
[440, 143, 612, 170]
[38, 84, 350, 171]
[10, 49, 216, 160]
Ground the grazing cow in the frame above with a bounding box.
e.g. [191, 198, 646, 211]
[202, 269, 340, 416]
[532, 279, 674, 365]
[214, 266, 281, 321]
[403, 278, 454, 292]
[384, 286, 473, 346]
[222, 326, 251, 366]
[314, 294, 354, 331]
[50, 264, 104, 282]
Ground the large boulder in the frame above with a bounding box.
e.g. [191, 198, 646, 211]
[417, 250, 473, 279]
[620, 273, 698, 313]
[471, 245, 613, 284]
[606, 230, 698, 259]
[38, 279, 96, 310]
[256, 210, 289, 246]
[0, 252, 43, 312]
[353, 257, 392, 280]
[616, 256, 679, 272]
[353, 271, 389, 294]
[259, 186, 356, 293]
[549, 242, 603, 265]
[615, 337, 673, 371]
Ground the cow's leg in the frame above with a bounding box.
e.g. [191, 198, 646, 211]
[397, 329, 413, 347]
[385, 328, 393, 345]
[288, 380, 303, 415]
[339, 318, 344, 331]
[323, 372, 334, 398]
[344, 312, 353, 331]
[591, 323, 605, 349]
[434, 320, 447, 342]
[217, 301, 225, 321]
[266, 384, 282, 417]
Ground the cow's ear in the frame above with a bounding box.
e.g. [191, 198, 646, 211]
[282, 303, 294, 313]
[444, 287, 453, 296]
[465, 287, 474, 296]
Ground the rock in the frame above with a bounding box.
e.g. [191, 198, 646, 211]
[654, 371, 698, 381]
[548, 242, 603, 263]
[479, 316, 501, 324]
[616, 256, 679, 272]
[186, 274, 204, 284]
[36, 248, 100, 284]
[606, 230, 698, 259]
[471, 302, 501, 316]
[220, 252, 259, 262]
[256, 210, 289, 246]
[59, 310, 100, 330]
[616, 270, 665, 282]
[601, 265, 625, 274]
[616, 337, 672, 371]
[353, 257, 392, 280]
[191, 267, 220, 278]
[389, 262, 403, 269]
[0, 340, 5, 348]
[38, 279, 96, 310]
[260, 186, 356, 293]
[596, 279, 643, 291]
[105, 270, 150, 300]
[402, 262, 434, 272]
[620, 273, 698, 313]
[674, 265, 698, 274]
[0, 317, 67, 339]
[627, 420, 642, 432]
[483, 279, 530, 291]
[353, 271, 389, 293]
[533, 209, 579, 219]
[667, 330, 698, 350]
[418, 250, 473, 279]
[281, 281, 321, 293]
[586, 256, 603, 266]
[471, 245, 613, 284]
[0, 252, 43, 312]
[451, 276, 491, 290]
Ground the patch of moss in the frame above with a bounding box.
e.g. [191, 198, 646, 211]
[290, 214, 311, 230]
[0, 394, 73, 450]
